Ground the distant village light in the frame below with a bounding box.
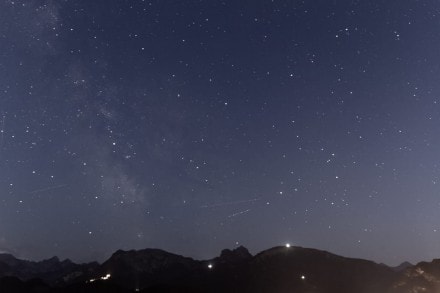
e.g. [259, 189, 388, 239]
[88, 273, 111, 283]
[101, 273, 111, 280]
[301, 275, 306, 280]
[285, 243, 291, 248]
[208, 263, 213, 269]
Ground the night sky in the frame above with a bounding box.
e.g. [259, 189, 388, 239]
[1, 0, 440, 266]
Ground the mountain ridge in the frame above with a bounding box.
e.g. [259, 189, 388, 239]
[1, 245, 440, 292]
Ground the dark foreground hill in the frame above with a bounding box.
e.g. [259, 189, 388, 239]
[0, 245, 439, 293]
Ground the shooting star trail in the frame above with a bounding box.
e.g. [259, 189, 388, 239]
[29, 184, 68, 194]
[200, 198, 261, 209]
[227, 209, 251, 218]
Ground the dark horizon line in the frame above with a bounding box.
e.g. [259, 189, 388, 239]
[0, 244, 419, 268]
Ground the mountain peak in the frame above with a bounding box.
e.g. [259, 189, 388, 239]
[218, 246, 252, 263]
[0, 253, 21, 267]
[393, 261, 413, 272]
[40, 256, 60, 264]
[0, 253, 17, 261]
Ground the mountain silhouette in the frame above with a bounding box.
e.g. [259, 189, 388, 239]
[0, 253, 98, 286]
[1, 245, 439, 292]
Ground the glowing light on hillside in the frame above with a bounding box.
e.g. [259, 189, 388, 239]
[208, 263, 213, 269]
[301, 275, 306, 280]
[101, 273, 111, 280]
[285, 243, 291, 248]
[87, 273, 112, 283]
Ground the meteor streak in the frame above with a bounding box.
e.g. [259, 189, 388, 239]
[227, 209, 251, 218]
[29, 184, 68, 194]
[200, 198, 261, 209]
